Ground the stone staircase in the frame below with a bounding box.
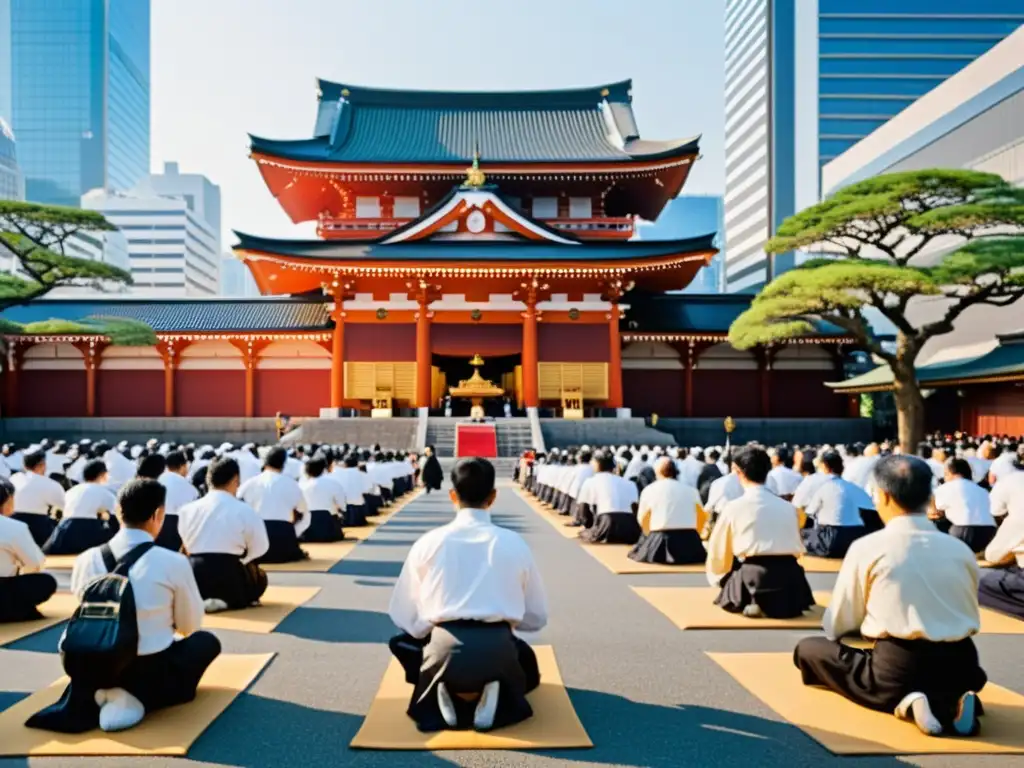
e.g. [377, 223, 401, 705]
[281, 417, 419, 450]
[426, 417, 535, 458]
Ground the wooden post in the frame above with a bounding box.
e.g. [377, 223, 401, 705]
[74, 340, 106, 417]
[518, 278, 546, 409]
[157, 339, 180, 418]
[758, 346, 773, 418]
[4, 342, 23, 417]
[411, 282, 439, 409]
[607, 304, 623, 410]
[330, 296, 345, 408]
[230, 339, 268, 418]
[684, 340, 695, 418]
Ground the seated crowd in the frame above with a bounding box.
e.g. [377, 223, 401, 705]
[519, 433, 1024, 735]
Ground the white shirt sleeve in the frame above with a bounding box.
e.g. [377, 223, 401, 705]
[989, 481, 1011, 519]
[171, 556, 205, 637]
[48, 480, 66, 512]
[293, 483, 311, 537]
[13, 523, 45, 573]
[242, 505, 271, 565]
[985, 513, 1024, 567]
[518, 551, 549, 633]
[237, 477, 255, 502]
[822, 540, 869, 640]
[388, 541, 432, 638]
[332, 479, 348, 511]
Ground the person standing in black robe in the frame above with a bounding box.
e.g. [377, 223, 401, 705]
[420, 446, 443, 493]
[793, 455, 987, 737]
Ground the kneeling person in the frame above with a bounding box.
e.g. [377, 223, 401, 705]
[43, 460, 119, 555]
[179, 458, 269, 613]
[388, 457, 547, 733]
[629, 457, 706, 564]
[238, 447, 309, 563]
[0, 478, 58, 622]
[801, 451, 874, 559]
[931, 458, 996, 554]
[706, 446, 813, 618]
[575, 454, 641, 544]
[977, 492, 1024, 620]
[299, 454, 347, 542]
[793, 456, 986, 737]
[26, 479, 221, 734]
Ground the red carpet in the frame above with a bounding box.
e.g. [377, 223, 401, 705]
[456, 424, 497, 458]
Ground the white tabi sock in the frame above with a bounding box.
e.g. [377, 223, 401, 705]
[203, 598, 229, 614]
[98, 688, 146, 732]
[895, 692, 943, 736]
[437, 682, 458, 728]
[474, 681, 501, 732]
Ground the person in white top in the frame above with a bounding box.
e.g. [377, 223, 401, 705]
[389, 457, 547, 733]
[26, 478, 221, 735]
[0, 477, 58, 622]
[792, 454, 829, 517]
[706, 446, 812, 619]
[155, 451, 199, 552]
[842, 443, 881, 490]
[331, 453, 373, 526]
[630, 457, 707, 565]
[987, 453, 1024, 520]
[918, 443, 945, 485]
[11, 451, 65, 546]
[575, 453, 641, 544]
[987, 445, 1021, 486]
[930, 458, 997, 553]
[801, 451, 877, 559]
[556, 452, 592, 518]
[679, 449, 704, 489]
[794, 455, 986, 738]
[299, 454, 348, 542]
[100, 444, 136, 492]
[766, 447, 802, 500]
[979, 494, 1024, 620]
[43, 460, 119, 555]
[237, 446, 309, 563]
[705, 470, 743, 518]
[234, 444, 262, 485]
[179, 457, 270, 613]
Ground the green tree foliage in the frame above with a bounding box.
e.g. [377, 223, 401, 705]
[0, 201, 154, 346]
[728, 170, 1024, 451]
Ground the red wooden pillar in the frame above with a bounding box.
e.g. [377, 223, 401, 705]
[517, 278, 547, 409]
[607, 304, 623, 409]
[157, 339, 183, 418]
[684, 340, 695, 417]
[411, 282, 440, 409]
[330, 301, 345, 408]
[74, 340, 107, 417]
[231, 339, 269, 418]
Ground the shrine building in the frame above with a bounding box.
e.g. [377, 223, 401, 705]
[1, 79, 856, 425]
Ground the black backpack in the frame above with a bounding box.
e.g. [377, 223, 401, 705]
[59, 542, 155, 686]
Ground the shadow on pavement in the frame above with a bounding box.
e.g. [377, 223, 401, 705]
[276, 607, 396, 645]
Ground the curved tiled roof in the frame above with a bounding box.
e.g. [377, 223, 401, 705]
[1, 299, 330, 333]
[251, 78, 699, 165]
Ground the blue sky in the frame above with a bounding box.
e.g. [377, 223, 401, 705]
[151, 0, 725, 246]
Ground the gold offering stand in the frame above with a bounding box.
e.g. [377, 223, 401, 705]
[449, 354, 505, 419]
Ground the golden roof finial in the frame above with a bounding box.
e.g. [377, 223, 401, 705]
[465, 142, 486, 188]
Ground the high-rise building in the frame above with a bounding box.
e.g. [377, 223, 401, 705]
[5, 0, 150, 206]
[81, 163, 222, 297]
[0, 117, 24, 200]
[723, 0, 1024, 293]
[219, 254, 259, 297]
[634, 195, 725, 292]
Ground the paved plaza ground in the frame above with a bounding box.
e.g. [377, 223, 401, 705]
[2, 480, 1022, 768]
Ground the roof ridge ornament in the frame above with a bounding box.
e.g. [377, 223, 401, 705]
[464, 143, 486, 188]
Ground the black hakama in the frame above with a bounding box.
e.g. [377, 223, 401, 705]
[859, 508, 885, 533]
[0, 573, 58, 622]
[932, 519, 997, 554]
[389, 621, 540, 733]
[714, 555, 815, 618]
[26, 631, 222, 734]
[345, 503, 368, 528]
[628, 529, 706, 564]
[380, 487, 393, 505]
[978, 565, 1024, 620]
[13, 513, 57, 548]
[42, 517, 119, 555]
[365, 494, 383, 518]
[579, 512, 642, 545]
[188, 553, 268, 609]
[301, 509, 346, 542]
[793, 635, 987, 727]
[256, 520, 308, 564]
[557, 492, 574, 517]
[801, 523, 867, 559]
[155, 514, 182, 552]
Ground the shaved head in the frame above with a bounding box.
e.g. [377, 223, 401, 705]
[655, 456, 678, 479]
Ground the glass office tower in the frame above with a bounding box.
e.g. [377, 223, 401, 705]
[8, 0, 150, 206]
[818, 0, 1024, 164]
[724, 0, 1024, 293]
